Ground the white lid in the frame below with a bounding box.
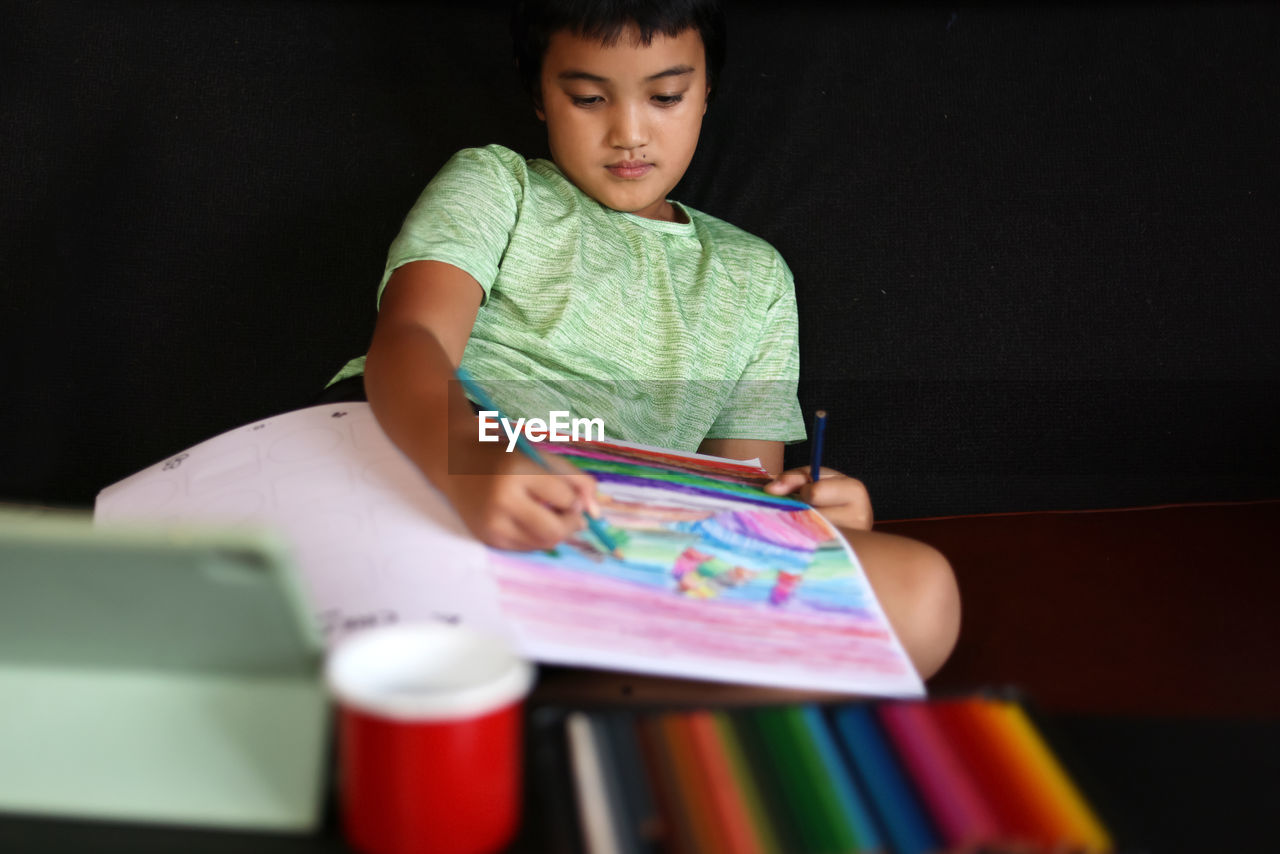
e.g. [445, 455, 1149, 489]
[325, 623, 534, 722]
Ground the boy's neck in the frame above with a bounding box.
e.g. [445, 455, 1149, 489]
[656, 200, 687, 224]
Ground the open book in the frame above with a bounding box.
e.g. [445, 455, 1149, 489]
[96, 404, 922, 697]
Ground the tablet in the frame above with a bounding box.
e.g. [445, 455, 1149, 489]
[0, 509, 328, 831]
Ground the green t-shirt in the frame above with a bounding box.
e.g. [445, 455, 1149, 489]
[334, 144, 806, 451]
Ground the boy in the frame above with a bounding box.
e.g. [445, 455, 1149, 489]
[332, 0, 959, 678]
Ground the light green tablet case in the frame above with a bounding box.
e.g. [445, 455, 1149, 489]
[0, 509, 329, 831]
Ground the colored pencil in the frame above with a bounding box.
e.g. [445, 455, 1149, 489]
[928, 698, 1048, 846]
[567, 712, 624, 854]
[684, 711, 767, 854]
[831, 703, 940, 854]
[455, 366, 621, 557]
[810, 410, 827, 482]
[588, 713, 653, 854]
[709, 713, 785, 854]
[598, 712, 664, 851]
[769, 705, 869, 854]
[552, 700, 1114, 854]
[750, 706, 856, 853]
[634, 714, 698, 854]
[656, 713, 725, 854]
[797, 704, 884, 853]
[528, 707, 588, 854]
[979, 699, 1113, 851]
[876, 700, 1002, 849]
[725, 712, 810, 854]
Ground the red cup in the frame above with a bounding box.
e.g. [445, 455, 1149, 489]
[326, 623, 535, 854]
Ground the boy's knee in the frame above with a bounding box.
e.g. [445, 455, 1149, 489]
[902, 541, 961, 679]
[850, 530, 961, 681]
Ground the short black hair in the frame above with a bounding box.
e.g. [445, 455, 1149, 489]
[511, 0, 727, 109]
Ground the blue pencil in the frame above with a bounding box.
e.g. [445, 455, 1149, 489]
[798, 704, 884, 852]
[454, 367, 621, 557]
[810, 409, 827, 482]
[832, 703, 941, 854]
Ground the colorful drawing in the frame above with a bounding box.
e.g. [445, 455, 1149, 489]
[488, 439, 922, 696]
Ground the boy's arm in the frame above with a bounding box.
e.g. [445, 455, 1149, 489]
[697, 438, 784, 477]
[364, 260, 598, 550]
[364, 260, 484, 471]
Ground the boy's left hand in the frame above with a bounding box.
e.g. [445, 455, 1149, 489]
[764, 467, 873, 531]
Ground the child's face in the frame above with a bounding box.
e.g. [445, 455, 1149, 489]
[537, 25, 709, 222]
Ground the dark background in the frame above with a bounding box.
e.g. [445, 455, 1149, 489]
[3, 0, 1277, 520]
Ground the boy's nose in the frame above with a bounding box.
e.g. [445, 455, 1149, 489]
[609, 102, 649, 149]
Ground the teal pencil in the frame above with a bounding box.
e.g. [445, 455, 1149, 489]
[454, 367, 621, 557]
[583, 513, 623, 560]
[799, 704, 883, 852]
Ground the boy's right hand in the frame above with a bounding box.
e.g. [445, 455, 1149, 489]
[442, 445, 600, 552]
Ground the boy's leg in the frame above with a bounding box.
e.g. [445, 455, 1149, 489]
[841, 528, 961, 681]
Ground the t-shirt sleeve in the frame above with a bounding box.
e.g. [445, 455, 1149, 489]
[705, 252, 808, 444]
[375, 146, 523, 307]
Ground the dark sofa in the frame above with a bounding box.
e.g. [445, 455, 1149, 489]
[6, 1, 1279, 698]
[6, 0, 1278, 520]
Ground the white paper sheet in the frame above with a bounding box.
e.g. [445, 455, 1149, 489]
[96, 404, 508, 646]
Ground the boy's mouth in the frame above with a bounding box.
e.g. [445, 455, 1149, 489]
[606, 161, 654, 179]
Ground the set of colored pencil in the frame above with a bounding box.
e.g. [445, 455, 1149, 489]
[558, 697, 1113, 854]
